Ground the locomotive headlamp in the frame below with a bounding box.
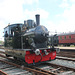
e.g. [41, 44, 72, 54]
[44, 50, 49, 55]
[35, 49, 40, 55]
[56, 48, 60, 53]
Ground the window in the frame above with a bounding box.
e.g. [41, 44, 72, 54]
[5, 31, 8, 37]
[69, 36, 71, 39]
[64, 36, 66, 39]
[60, 36, 62, 40]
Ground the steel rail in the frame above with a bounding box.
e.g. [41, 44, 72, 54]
[57, 54, 75, 58]
[0, 59, 51, 75]
[0, 51, 6, 54]
[28, 65, 56, 75]
[0, 54, 14, 61]
[0, 52, 56, 75]
[0, 70, 8, 75]
[60, 49, 75, 52]
[46, 63, 75, 71]
[56, 57, 75, 62]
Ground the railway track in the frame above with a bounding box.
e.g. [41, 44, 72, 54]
[33, 63, 75, 75]
[56, 56, 75, 62]
[57, 51, 75, 58]
[58, 47, 75, 51]
[0, 50, 75, 75]
[0, 46, 4, 49]
[0, 51, 56, 75]
[0, 59, 56, 75]
[0, 70, 8, 75]
[0, 61, 32, 75]
[1, 58, 75, 75]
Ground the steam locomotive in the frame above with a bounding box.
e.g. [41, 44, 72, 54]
[4, 15, 58, 65]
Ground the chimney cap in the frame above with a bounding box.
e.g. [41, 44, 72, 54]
[35, 14, 40, 16]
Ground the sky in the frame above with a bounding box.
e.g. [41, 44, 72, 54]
[0, 0, 75, 41]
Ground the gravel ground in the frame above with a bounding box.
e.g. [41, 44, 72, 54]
[0, 49, 75, 75]
[49, 59, 75, 69]
[48, 57, 75, 75]
[56, 56, 75, 60]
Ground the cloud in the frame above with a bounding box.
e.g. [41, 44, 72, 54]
[0, 0, 51, 41]
[62, 4, 75, 19]
[46, 0, 75, 33]
[57, 0, 75, 33]
[23, 8, 49, 20]
[45, 21, 56, 31]
[23, 0, 39, 4]
[59, 0, 69, 8]
[70, 0, 75, 2]
[0, 0, 39, 41]
[0, 0, 39, 24]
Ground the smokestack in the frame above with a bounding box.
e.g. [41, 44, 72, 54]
[35, 14, 40, 26]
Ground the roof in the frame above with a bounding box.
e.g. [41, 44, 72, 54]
[57, 32, 75, 36]
[4, 23, 23, 29]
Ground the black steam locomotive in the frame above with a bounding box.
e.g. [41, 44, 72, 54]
[4, 15, 57, 65]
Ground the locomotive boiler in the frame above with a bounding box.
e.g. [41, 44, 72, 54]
[4, 14, 57, 65]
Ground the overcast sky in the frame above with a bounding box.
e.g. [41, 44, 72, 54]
[0, 0, 75, 41]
